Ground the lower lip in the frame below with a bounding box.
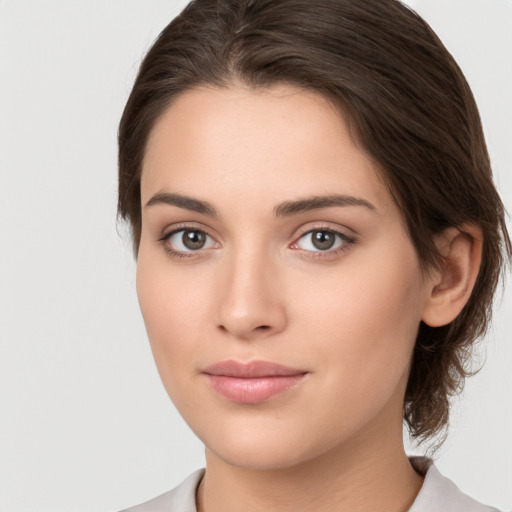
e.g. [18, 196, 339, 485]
[206, 375, 306, 404]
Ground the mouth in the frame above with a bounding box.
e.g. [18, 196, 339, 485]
[202, 360, 308, 404]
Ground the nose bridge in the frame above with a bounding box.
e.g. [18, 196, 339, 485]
[216, 242, 286, 339]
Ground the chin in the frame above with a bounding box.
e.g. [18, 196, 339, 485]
[208, 439, 313, 471]
[197, 417, 345, 472]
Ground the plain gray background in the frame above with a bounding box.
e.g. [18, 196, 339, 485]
[0, 1, 510, 511]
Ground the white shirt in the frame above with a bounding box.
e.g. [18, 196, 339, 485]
[121, 460, 500, 512]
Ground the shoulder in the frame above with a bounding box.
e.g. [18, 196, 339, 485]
[409, 458, 501, 512]
[120, 469, 204, 512]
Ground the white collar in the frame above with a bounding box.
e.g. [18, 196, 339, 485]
[122, 460, 499, 511]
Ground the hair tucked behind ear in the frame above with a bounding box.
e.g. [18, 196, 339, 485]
[118, 0, 511, 446]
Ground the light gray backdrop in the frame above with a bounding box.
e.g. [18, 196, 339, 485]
[0, 1, 510, 511]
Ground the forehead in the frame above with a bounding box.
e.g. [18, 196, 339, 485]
[141, 84, 394, 214]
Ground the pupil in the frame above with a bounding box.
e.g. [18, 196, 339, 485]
[312, 230, 335, 250]
[183, 230, 206, 250]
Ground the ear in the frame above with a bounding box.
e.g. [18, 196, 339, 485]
[421, 224, 483, 328]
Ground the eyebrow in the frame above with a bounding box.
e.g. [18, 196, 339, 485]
[145, 192, 218, 216]
[273, 194, 376, 217]
[144, 192, 376, 217]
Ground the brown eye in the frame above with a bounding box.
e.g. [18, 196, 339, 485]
[165, 229, 217, 253]
[311, 230, 336, 250]
[182, 230, 206, 250]
[295, 229, 351, 253]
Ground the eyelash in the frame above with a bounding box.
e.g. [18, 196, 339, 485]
[291, 228, 356, 259]
[157, 224, 217, 259]
[157, 225, 356, 260]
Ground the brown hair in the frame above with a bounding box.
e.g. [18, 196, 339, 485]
[118, 0, 511, 445]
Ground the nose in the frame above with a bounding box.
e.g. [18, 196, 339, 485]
[215, 249, 287, 341]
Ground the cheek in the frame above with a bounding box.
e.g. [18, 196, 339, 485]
[136, 254, 220, 424]
[135, 253, 203, 379]
[136, 238, 213, 333]
[292, 248, 425, 400]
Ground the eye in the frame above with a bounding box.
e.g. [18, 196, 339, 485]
[293, 229, 352, 252]
[164, 229, 217, 253]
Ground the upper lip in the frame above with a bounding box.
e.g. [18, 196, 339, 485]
[203, 360, 307, 378]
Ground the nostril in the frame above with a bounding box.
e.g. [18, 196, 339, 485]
[256, 325, 271, 331]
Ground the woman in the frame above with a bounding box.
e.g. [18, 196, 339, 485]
[117, 0, 510, 510]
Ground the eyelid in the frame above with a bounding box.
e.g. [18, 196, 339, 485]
[169, 229, 217, 250]
[156, 221, 356, 259]
[289, 223, 357, 256]
[291, 222, 356, 243]
[159, 221, 217, 241]
[158, 222, 221, 258]
[292, 229, 353, 248]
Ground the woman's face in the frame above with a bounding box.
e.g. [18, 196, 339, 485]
[137, 84, 434, 470]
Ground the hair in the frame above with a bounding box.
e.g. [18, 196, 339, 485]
[118, 0, 511, 446]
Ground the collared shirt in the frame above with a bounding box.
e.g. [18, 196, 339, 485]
[121, 461, 500, 512]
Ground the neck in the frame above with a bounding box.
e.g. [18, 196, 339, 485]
[196, 418, 423, 512]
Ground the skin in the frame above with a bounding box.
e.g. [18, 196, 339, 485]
[136, 84, 481, 512]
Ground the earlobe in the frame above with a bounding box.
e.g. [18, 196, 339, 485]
[421, 224, 483, 328]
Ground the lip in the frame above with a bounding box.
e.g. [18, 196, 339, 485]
[203, 360, 308, 404]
